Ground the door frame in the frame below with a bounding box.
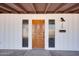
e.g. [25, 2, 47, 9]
[45, 19, 56, 50]
[25, 19, 48, 50]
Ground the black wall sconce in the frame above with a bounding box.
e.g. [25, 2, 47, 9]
[59, 17, 66, 32]
[61, 17, 65, 22]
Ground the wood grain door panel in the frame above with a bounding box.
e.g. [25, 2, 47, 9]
[32, 20, 45, 48]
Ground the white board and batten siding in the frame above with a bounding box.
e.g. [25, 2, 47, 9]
[0, 14, 79, 51]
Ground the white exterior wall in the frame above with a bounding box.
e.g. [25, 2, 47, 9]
[0, 14, 79, 51]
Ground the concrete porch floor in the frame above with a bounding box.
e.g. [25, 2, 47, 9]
[0, 49, 79, 56]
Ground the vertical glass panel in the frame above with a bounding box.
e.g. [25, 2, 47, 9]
[49, 20, 55, 47]
[22, 20, 28, 47]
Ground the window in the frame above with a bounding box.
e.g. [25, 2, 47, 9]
[22, 20, 28, 47]
[49, 20, 55, 47]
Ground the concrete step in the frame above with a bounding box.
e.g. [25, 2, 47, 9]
[24, 49, 51, 56]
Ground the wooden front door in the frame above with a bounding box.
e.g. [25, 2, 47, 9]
[32, 20, 45, 48]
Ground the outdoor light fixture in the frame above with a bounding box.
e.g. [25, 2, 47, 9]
[59, 17, 66, 32]
[61, 17, 65, 22]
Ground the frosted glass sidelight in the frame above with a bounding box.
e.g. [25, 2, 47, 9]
[49, 20, 55, 47]
[22, 20, 28, 47]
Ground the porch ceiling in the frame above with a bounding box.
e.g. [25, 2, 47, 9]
[0, 3, 79, 14]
